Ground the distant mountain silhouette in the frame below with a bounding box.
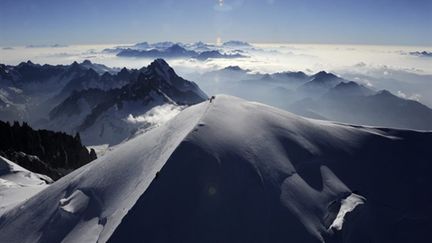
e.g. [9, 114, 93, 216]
[117, 44, 246, 60]
[222, 40, 252, 47]
[409, 51, 432, 58]
[195, 50, 246, 60]
[291, 86, 432, 130]
[298, 71, 345, 95]
[195, 66, 432, 130]
[117, 44, 198, 58]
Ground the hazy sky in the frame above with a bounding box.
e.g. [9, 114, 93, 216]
[0, 0, 431, 46]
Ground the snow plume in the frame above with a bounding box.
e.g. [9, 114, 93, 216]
[125, 104, 183, 126]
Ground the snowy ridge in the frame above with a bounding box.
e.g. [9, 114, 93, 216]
[0, 99, 209, 243]
[0, 95, 431, 243]
[0, 156, 52, 215]
[0, 156, 52, 186]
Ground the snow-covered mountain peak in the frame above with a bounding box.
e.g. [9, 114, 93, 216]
[139, 59, 207, 104]
[1, 95, 431, 242]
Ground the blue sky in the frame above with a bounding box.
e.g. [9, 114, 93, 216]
[0, 0, 431, 46]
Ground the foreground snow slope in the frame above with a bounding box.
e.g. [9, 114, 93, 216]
[0, 95, 431, 243]
[0, 156, 52, 215]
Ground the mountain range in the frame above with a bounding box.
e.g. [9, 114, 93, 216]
[1, 59, 431, 243]
[191, 66, 432, 130]
[116, 43, 246, 60]
[2, 58, 432, 149]
[0, 59, 207, 145]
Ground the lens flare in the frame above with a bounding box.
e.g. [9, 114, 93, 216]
[216, 36, 222, 46]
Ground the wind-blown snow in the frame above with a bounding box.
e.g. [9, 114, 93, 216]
[125, 104, 182, 126]
[0, 95, 431, 243]
[0, 98, 207, 243]
[51, 91, 184, 146]
[59, 190, 90, 214]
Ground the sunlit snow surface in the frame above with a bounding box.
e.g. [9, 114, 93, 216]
[0, 95, 431, 243]
[59, 190, 90, 214]
[0, 156, 52, 215]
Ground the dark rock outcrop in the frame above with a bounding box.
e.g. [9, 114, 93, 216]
[0, 120, 97, 180]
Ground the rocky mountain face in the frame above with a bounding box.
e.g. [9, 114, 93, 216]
[47, 59, 207, 145]
[0, 120, 96, 180]
[0, 59, 207, 145]
[0, 60, 124, 123]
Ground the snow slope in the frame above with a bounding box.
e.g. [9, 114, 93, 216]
[0, 95, 431, 243]
[0, 156, 52, 215]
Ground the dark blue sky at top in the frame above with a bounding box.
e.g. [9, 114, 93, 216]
[0, 0, 431, 46]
